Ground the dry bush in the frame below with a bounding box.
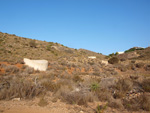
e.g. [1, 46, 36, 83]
[59, 90, 95, 106]
[92, 65, 100, 72]
[141, 78, 150, 92]
[127, 63, 136, 70]
[145, 64, 150, 71]
[116, 64, 127, 72]
[38, 98, 48, 107]
[94, 89, 112, 102]
[0, 64, 6, 68]
[123, 93, 150, 111]
[40, 79, 72, 93]
[0, 79, 44, 100]
[113, 79, 133, 99]
[135, 62, 144, 68]
[72, 75, 83, 83]
[29, 40, 37, 48]
[108, 99, 124, 109]
[108, 57, 119, 64]
[4, 65, 19, 73]
[40, 80, 61, 92]
[24, 67, 34, 74]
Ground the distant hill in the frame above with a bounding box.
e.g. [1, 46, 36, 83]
[116, 47, 150, 60]
[0, 32, 105, 63]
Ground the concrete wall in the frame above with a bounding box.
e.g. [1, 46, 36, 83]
[24, 58, 48, 71]
[101, 60, 108, 65]
[88, 56, 96, 59]
[118, 52, 124, 54]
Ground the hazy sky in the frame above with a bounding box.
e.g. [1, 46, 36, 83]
[0, 0, 150, 55]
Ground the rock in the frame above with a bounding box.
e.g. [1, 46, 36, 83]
[12, 98, 21, 101]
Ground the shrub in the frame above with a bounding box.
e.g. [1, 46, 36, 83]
[29, 40, 36, 48]
[90, 82, 100, 91]
[116, 64, 127, 72]
[41, 81, 60, 92]
[108, 57, 119, 64]
[125, 48, 136, 53]
[145, 64, 150, 71]
[108, 99, 124, 109]
[38, 98, 48, 107]
[55, 85, 96, 106]
[115, 52, 119, 55]
[141, 78, 150, 92]
[5, 65, 19, 73]
[108, 53, 115, 57]
[95, 104, 108, 113]
[46, 45, 52, 51]
[135, 63, 144, 68]
[24, 67, 34, 74]
[113, 79, 133, 99]
[123, 93, 150, 111]
[60, 91, 94, 106]
[95, 89, 112, 102]
[0, 79, 44, 100]
[73, 75, 83, 83]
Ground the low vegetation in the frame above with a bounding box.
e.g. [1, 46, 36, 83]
[108, 57, 119, 64]
[0, 32, 150, 112]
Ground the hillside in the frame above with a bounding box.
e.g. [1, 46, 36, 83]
[0, 32, 150, 113]
[0, 32, 105, 63]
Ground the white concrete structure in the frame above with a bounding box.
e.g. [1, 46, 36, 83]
[88, 56, 96, 59]
[118, 52, 124, 54]
[101, 60, 108, 65]
[24, 58, 48, 71]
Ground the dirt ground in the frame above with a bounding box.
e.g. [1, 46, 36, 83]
[0, 99, 149, 113]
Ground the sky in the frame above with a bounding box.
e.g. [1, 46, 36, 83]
[0, 0, 150, 55]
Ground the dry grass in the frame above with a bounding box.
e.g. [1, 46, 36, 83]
[145, 64, 150, 71]
[141, 78, 150, 92]
[0, 78, 44, 100]
[41, 80, 61, 92]
[94, 89, 112, 101]
[60, 91, 94, 106]
[72, 75, 83, 83]
[135, 62, 145, 68]
[24, 67, 34, 74]
[108, 99, 124, 109]
[38, 98, 48, 107]
[123, 93, 150, 111]
[4, 65, 20, 73]
[55, 84, 96, 106]
[113, 79, 133, 99]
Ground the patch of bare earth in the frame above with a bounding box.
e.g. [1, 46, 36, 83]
[0, 99, 149, 113]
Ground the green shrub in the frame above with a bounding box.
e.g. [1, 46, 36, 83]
[90, 82, 100, 91]
[46, 45, 52, 51]
[125, 47, 144, 53]
[108, 53, 115, 57]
